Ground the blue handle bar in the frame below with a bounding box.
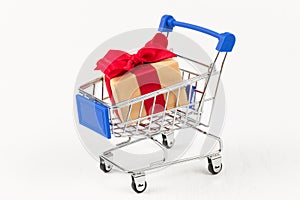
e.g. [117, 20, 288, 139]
[158, 15, 235, 52]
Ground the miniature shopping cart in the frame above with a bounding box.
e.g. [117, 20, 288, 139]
[76, 15, 235, 193]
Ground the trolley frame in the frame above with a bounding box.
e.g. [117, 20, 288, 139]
[76, 15, 235, 193]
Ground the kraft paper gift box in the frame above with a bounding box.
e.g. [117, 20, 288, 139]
[95, 33, 188, 122]
[110, 58, 188, 122]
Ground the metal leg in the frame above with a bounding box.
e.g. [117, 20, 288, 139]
[131, 172, 147, 193]
[193, 126, 223, 153]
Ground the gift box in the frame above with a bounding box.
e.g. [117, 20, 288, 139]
[95, 33, 188, 122]
[110, 58, 188, 121]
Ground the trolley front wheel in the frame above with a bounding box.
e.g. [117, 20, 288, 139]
[100, 157, 112, 173]
[207, 154, 222, 175]
[131, 180, 147, 193]
[131, 172, 147, 193]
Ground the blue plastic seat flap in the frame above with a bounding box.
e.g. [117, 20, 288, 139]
[76, 94, 111, 139]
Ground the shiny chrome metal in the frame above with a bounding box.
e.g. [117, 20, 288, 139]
[197, 52, 219, 112]
[78, 49, 230, 190]
[206, 53, 228, 126]
[116, 136, 132, 147]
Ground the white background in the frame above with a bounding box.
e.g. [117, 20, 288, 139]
[1, 0, 300, 199]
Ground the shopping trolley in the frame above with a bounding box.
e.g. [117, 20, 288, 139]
[76, 15, 235, 193]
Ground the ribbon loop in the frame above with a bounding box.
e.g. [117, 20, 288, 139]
[95, 33, 176, 79]
[94, 33, 177, 108]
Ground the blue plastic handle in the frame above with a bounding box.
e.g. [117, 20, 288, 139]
[158, 15, 235, 52]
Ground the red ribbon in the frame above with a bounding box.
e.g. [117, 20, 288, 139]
[95, 33, 176, 78]
[95, 33, 176, 112]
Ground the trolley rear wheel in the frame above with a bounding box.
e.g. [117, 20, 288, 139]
[162, 132, 175, 149]
[207, 156, 222, 175]
[208, 162, 222, 174]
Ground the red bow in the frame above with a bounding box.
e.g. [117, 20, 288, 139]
[94, 33, 176, 79]
[94, 33, 176, 107]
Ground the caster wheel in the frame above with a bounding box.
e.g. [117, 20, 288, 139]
[162, 133, 175, 149]
[131, 180, 147, 193]
[207, 157, 222, 175]
[100, 157, 112, 173]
